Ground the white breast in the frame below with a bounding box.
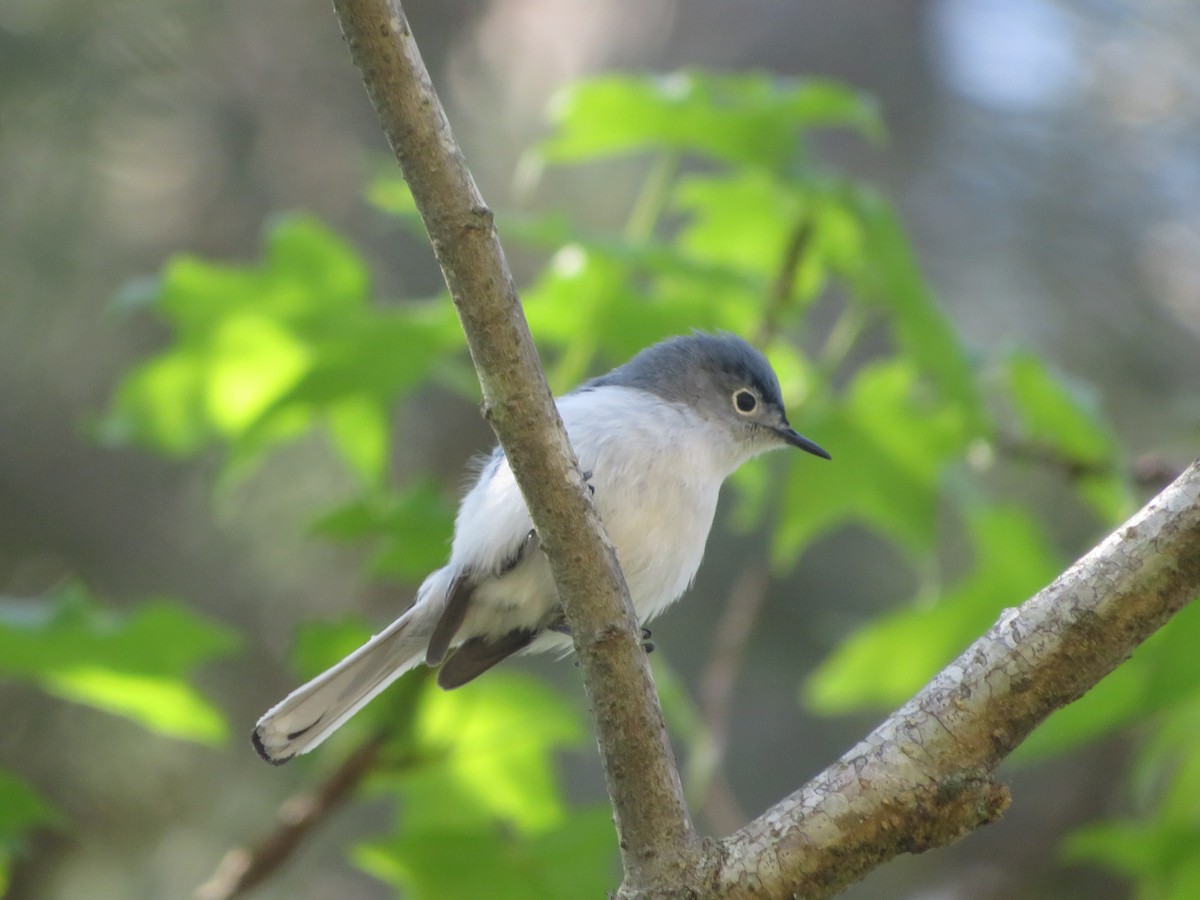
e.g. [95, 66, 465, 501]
[446, 386, 746, 642]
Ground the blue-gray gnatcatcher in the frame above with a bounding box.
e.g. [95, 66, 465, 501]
[253, 332, 829, 763]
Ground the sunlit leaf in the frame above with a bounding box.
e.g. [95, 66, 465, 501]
[355, 805, 616, 900]
[1006, 351, 1114, 465]
[353, 672, 610, 898]
[543, 71, 882, 169]
[521, 243, 754, 390]
[389, 674, 584, 834]
[46, 668, 227, 743]
[673, 169, 810, 277]
[102, 215, 462, 481]
[774, 359, 972, 566]
[367, 172, 420, 219]
[0, 582, 238, 743]
[326, 396, 390, 486]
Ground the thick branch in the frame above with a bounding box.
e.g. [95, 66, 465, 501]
[328, 0, 696, 890]
[712, 459, 1200, 898]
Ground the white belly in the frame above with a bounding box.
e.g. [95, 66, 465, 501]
[452, 386, 740, 642]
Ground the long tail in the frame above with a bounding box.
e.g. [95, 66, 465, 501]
[252, 600, 438, 764]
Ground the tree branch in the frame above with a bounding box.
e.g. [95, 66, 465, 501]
[710, 458, 1200, 898]
[696, 562, 768, 833]
[328, 0, 696, 892]
[195, 735, 385, 900]
[756, 218, 813, 347]
[325, 4, 1200, 898]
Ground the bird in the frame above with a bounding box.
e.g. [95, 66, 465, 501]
[252, 332, 830, 763]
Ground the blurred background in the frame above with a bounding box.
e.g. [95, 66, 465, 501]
[2, 0, 1199, 897]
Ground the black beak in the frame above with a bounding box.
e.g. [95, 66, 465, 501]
[777, 426, 831, 460]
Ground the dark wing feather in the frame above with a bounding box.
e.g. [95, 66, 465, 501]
[425, 572, 473, 666]
[425, 530, 540, 669]
[436, 629, 537, 689]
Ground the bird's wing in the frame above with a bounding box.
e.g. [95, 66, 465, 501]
[436, 628, 538, 689]
[425, 571, 472, 666]
[251, 580, 445, 763]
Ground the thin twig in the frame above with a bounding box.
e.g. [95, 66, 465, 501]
[996, 435, 1182, 492]
[625, 151, 680, 242]
[696, 563, 769, 833]
[756, 218, 814, 346]
[195, 735, 386, 900]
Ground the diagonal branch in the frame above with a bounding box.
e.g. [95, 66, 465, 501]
[327, 0, 697, 892]
[195, 735, 386, 900]
[712, 459, 1200, 898]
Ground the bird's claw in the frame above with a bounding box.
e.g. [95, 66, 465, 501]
[563, 622, 654, 655]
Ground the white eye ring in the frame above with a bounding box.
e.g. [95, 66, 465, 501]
[732, 389, 757, 414]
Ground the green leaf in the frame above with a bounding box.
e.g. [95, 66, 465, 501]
[0, 772, 58, 844]
[1003, 350, 1132, 521]
[841, 187, 984, 428]
[520, 242, 755, 391]
[672, 169, 816, 296]
[543, 71, 881, 169]
[355, 805, 616, 900]
[309, 480, 456, 581]
[101, 215, 462, 482]
[366, 171, 420, 219]
[326, 396, 390, 486]
[46, 668, 228, 743]
[353, 674, 610, 898]
[391, 675, 584, 833]
[1065, 819, 1200, 897]
[1005, 351, 1115, 465]
[805, 505, 1061, 712]
[774, 359, 973, 566]
[1063, 821, 1163, 880]
[0, 771, 59, 895]
[1061, 693, 1200, 893]
[0, 581, 238, 743]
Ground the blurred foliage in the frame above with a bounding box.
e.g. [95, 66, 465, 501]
[287, 618, 616, 899]
[0, 581, 236, 888]
[1064, 693, 1200, 900]
[0, 772, 58, 896]
[100, 215, 463, 486]
[0, 581, 237, 742]
[28, 68, 1183, 896]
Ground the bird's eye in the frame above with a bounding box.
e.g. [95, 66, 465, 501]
[733, 389, 757, 414]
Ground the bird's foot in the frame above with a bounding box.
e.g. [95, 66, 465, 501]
[559, 622, 654, 654]
[641, 626, 655, 654]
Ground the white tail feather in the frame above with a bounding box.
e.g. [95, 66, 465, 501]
[252, 605, 434, 763]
